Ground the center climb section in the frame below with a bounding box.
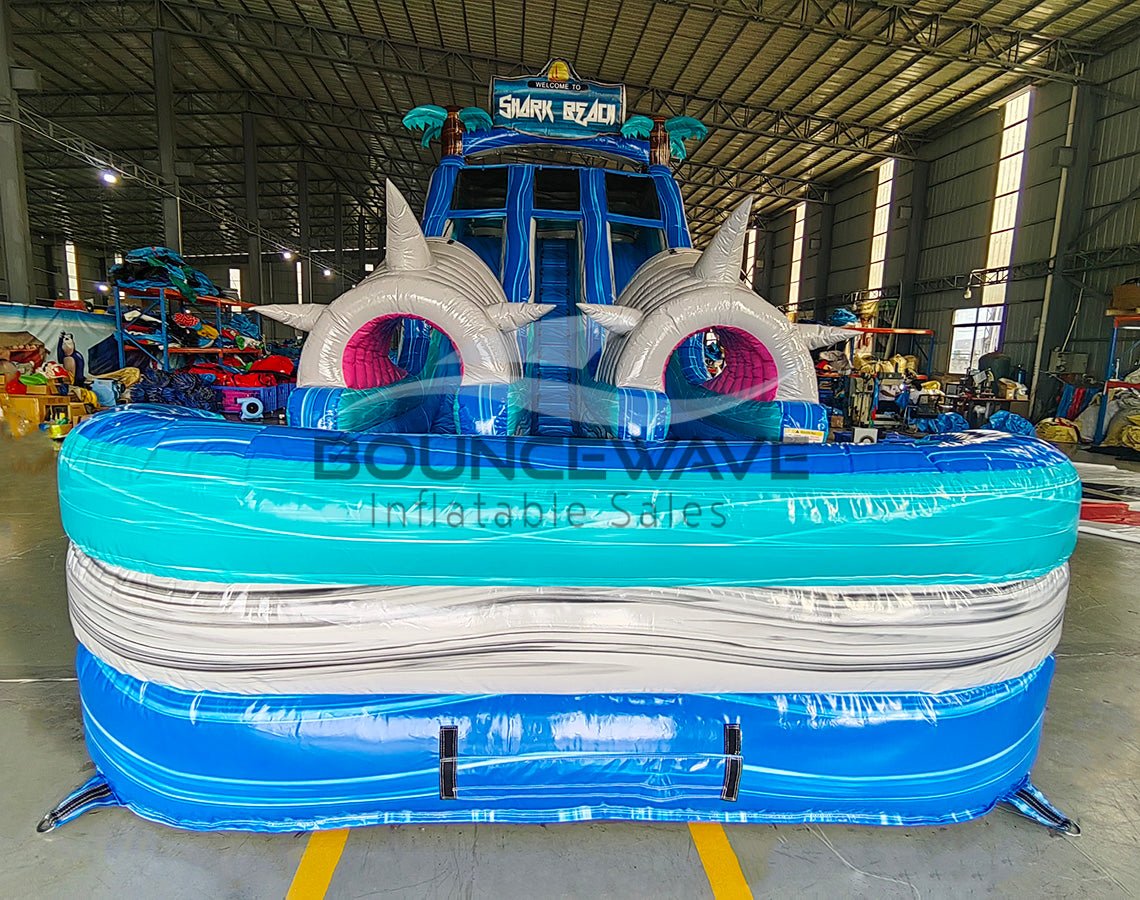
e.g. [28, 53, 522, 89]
[528, 235, 579, 436]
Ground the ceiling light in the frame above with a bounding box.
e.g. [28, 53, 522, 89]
[95, 283, 110, 293]
[100, 170, 119, 185]
[281, 250, 294, 260]
[364, 263, 375, 272]
[322, 268, 333, 277]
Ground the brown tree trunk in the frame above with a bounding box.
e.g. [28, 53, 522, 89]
[649, 117, 670, 166]
[442, 107, 464, 157]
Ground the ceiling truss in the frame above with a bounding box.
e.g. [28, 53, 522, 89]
[4, 0, 1127, 259]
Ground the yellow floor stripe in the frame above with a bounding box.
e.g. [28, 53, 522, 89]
[689, 823, 753, 899]
[286, 829, 350, 900]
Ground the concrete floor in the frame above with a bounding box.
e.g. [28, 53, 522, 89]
[1, 431, 1138, 899]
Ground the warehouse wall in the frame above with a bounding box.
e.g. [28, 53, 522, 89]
[3, 239, 352, 349]
[1056, 40, 1140, 380]
[29, 240, 113, 306]
[190, 259, 347, 307]
[805, 33, 1140, 389]
[773, 157, 919, 326]
[764, 201, 826, 312]
[766, 210, 793, 306]
[826, 171, 876, 299]
[907, 106, 1007, 373]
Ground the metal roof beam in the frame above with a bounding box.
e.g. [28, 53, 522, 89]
[23, 88, 828, 201]
[22, 89, 438, 188]
[659, 0, 1096, 82]
[1, 103, 356, 275]
[9, 0, 924, 157]
[674, 158, 826, 202]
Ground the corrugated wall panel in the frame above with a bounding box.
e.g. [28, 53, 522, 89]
[827, 170, 876, 297]
[1060, 37, 1140, 380]
[737, 37, 1140, 385]
[768, 210, 794, 306]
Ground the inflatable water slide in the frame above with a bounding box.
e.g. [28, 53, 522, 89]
[46, 60, 1081, 833]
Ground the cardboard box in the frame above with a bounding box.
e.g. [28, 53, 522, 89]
[1112, 283, 1140, 310]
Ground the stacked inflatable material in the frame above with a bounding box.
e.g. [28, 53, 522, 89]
[50, 145, 1081, 833]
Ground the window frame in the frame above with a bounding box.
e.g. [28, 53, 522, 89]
[867, 159, 896, 294]
[982, 90, 1032, 308]
[948, 305, 1005, 374]
[787, 202, 807, 320]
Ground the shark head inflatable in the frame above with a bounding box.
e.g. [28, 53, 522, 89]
[258, 181, 552, 388]
[579, 197, 850, 403]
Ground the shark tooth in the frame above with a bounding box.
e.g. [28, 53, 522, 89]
[485, 303, 556, 332]
[256, 303, 324, 332]
[577, 303, 644, 335]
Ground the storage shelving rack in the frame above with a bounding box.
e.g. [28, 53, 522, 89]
[113, 285, 263, 371]
[838, 327, 937, 429]
[844, 326, 937, 372]
[1092, 313, 1140, 446]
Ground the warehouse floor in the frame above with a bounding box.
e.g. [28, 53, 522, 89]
[2, 432, 1138, 899]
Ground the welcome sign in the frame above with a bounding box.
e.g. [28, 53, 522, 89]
[491, 59, 625, 140]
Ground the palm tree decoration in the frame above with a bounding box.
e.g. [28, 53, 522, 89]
[620, 115, 655, 140]
[621, 114, 708, 162]
[402, 105, 494, 147]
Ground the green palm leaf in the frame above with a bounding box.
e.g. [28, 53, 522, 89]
[402, 105, 448, 145]
[459, 107, 493, 133]
[664, 115, 707, 160]
[664, 115, 708, 142]
[620, 115, 655, 139]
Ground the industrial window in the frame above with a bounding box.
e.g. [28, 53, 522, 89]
[65, 241, 80, 301]
[983, 91, 1031, 306]
[228, 268, 242, 296]
[867, 159, 896, 292]
[949, 305, 1005, 374]
[786, 202, 807, 320]
[295, 260, 304, 302]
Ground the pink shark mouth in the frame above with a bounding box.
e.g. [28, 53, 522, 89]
[673, 326, 779, 402]
[342, 314, 462, 389]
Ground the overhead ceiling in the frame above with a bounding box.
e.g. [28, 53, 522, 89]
[7, 0, 1140, 261]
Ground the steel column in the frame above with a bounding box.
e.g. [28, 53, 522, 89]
[332, 190, 343, 295]
[152, 29, 181, 252]
[1031, 84, 1095, 412]
[757, 230, 775, 299]
[357, 212, 366, 276]
[814, 202, 835, 305]
[297, 158, 311, 303]
[241, 110, 261, 302]
[0, 0, 33, 302]
[898, 160, 929, 330]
